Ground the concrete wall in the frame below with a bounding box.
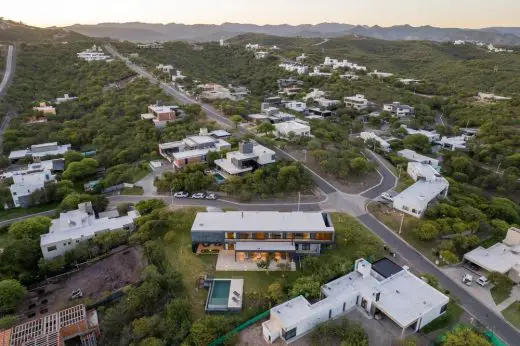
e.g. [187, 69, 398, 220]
[419, 301, 449, 330]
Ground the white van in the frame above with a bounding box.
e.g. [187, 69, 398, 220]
[476, 276, 489, 287]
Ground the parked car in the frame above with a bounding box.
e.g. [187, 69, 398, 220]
[476, 276, 489, 287]
[380, 192, 394, 202]
[205, 193, 217, 200]
[70, 289, 83, 300]
[174, 191, 189, 198]
[191, 193, 206, 199]
[462, 274, 473, 286]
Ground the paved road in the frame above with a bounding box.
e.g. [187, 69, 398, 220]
[0, 45, 15, 96]
[358, 212, 518, 345]
[361, 151, 397, 199]
[104, 44, 233, 129]
[0, 209, 57, 228]
[435, 113, 445, 126]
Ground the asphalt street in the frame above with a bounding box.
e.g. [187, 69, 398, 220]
[0, 45, 15, 96]
[361, 150, 397, 199]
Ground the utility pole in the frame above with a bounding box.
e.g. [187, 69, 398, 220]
[398, 213, 405, 235]
[297, 192, 301, 212]
[303, 149, 307, 162]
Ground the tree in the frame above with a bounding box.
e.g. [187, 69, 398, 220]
[138, 337, 165, 346]
[349, 157, 371, 175]
[0, 279, 26, 313]
[257, 121, 275, 134]
[64, 151, 84, 167]
[189, 316, 234, 346]
[266, 282, 284, 304]
[58, 194, 107, 213]
[289, 276, 321, 299]
[403, 134, 431, 153]
[415, 222, 439, 241]
[8, 216, 51, 240]
[135, 199, 166, 215]
[442, 327, 491, 346]
[62, 158, 99, 181]
[0, 315, 17, 329]
[440, 250, 459, 264]
[206, 150, 221, 168]
[488, 272, 514, 294]
[163, 298, 191, 344]
[230, 115, 242, 129]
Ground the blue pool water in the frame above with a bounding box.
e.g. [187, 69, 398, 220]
[214, 173, 226, 184]
[209, 280, 231, 306]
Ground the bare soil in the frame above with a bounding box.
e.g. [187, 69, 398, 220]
[286, 146, 381, 194]
[18, 246, 146, 321]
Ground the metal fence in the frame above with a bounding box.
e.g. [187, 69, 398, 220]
[209, 310, 270, 346]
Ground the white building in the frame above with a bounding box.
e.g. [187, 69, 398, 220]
[401, 126, 440, 143]
[435, 136, 468, 151]
[463, 227, 520, 282]
[309, 67, 332, 77]
[303, 89, 326, 102]
[407, 162, 441, 182]
[344, 94, 369, 110]
[340, 73, 359, 80]
[255, 51, 269, 59]
[383, 102, 415, 118]
[360, 132, 391, 152]
[263, 258, 449, 343]
[323, 57, 366, 71]
[77, 45, 111, 61]
[398, 78, 422, 85]
[279, 63, 309, 75]
[8, 142, 71, 162]
[477, 92, 512, 102]
[214, 141, 276, 178]
[156, 64, 174, 73]
[393, 170, 449, 218]
[40, 202, 140, 260]
[10, 170, 56, 208]
[296, 53, 306, 62]
[284, 100, 307, 113]
[245, 43, 260, 50]
[274, 121, 311, 138]
[55, 94, 78, 104]
[397, 149, 440, 169]
[369, 70, 394, 78]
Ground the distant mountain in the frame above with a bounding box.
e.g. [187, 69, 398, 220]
[0, 19, 86, 42]
[64, 22, 520, 45]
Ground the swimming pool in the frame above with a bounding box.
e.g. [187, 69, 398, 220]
[214, 173, 226, 184]
[209, 280, 231, 306]
[205, 278, 244, 312]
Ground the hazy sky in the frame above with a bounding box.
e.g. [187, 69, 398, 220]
[4, 0, 520, 28]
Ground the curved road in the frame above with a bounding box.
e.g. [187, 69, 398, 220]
[0, 45, 15, 96]
[106, 44, 516, 344]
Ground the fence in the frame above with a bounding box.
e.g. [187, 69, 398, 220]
[209, 310, 270, 346]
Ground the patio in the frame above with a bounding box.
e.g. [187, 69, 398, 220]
[216, 250, 296, 271]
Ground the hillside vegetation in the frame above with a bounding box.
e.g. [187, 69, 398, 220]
[0, 19, 86, 43]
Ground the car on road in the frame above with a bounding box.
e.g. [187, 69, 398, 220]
[174, 191, 189, 198]
[191, 193, 206, 199]
[380, 192, 394, 202]
[205, 193, 217, 200]
[462, 274, 473, 286]
[476, 276, 489, 287]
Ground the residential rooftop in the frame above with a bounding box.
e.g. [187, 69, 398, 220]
[393, 177, 449, 211]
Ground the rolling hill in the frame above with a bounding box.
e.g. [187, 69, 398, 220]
[0, 19, 87, 43]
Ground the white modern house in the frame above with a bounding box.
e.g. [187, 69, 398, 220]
[340, 73, 359, 80]
[398, 78, 422, 85]
[214, 141, 276, 179]
[344, 94, 369, 110]
[245, 43, 260, 50]
[407, 162, 441, 182]
[360, 132, 391, 152]
[279, 63, 309, 75]
[323, 57, 366, 71]
[435, 136, 468, 151]
[263, 258, 449, 343]
[159, 133, 231, 169]
[477, 92, 512, 102]
[8, 142, 71, 162]
[284, 101, 307, 113]
[393, 165, 449, 218]
[171, 70, 187, 82]
[463, 227, 520, 283]
[9, 170, 56, 208]
[255, 51, 269, 59]
[315, 97, 341, 109]
[369, 70, 394, 78]
[303, 89, 326, 102]
[55, 94, 78, 104]
[401, 126, 440, 143]
[397, 149, 440, 169]
[309, 67, 332, 77]
[274, 121, 311, 138]
[40, 202, 140, 260]
[383, 102, 415, 118]
[156, 64, 174, 73]
[296, 53, 306, 62]
[77, 45, 111, 61]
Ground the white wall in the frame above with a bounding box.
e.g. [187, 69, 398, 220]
[42, 235, 92, 260]
[419, 301, 448, 330]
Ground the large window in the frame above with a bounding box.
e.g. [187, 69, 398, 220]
[440, 304, 448, 314]
[282, 327, 297, 341]
[47, 246, 57, 252]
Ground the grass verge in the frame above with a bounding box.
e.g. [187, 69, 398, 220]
[0, 203, 59, 222]
[120, 186, 144, 195]
[491, 286, 511, 305]
[502, 301, 520, 329]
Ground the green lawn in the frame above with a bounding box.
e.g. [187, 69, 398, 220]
[421, 302, 464, 334]
[491, 286, 511, 305]
[120, 186, 144, 195]
[0, 203, 59, 222]
[132, 168, 150, 183]
[501, 301, 520, 329]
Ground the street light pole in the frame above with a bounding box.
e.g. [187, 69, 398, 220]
[297, 192, 301, 212]
[398, 213, 405, 235]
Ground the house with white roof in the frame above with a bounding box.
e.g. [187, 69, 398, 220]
[397, 149, 440, 169]
[214, 141, 276, 179]
[360, 132, 391, 152]
[55, 94, 78, 104]
[315, 97, 341, 109]
[323, 57, 367, 71]
[398, 78, 422, 85]
[435, 136, 468, 151]
[393, 169, 449, 218]
[263, 258, 449, 343]
[171, 70, 187, 82]
[477, 92, 512, 102]
[344, 94, 370, 110]
[255, 51, 269, 59]
[77, 45, 111, 61]
[340, 73, 359, 80]
[145, 104, 180, 127]
[245, 43, 260, 50]
[191, 211, 334, 262]
[296, 53, 306, 62]
[369, 70, 394, 78]
[309, 67, 332, 77]
[33, 102, 56, 115]
[407, 162, 441, 182]
[400, 126, 440, 143]
[303, 89, 326, 102]
[274, 120, 311, 138]
[9, 170, 56, 208]
[40, 202, 139, 260]
[279, 63, 309, 75]
[9, 142, 71, 162]
[463, 227, 520, 283]
[284, 100, 307, 113]
[159, 132, 231, 169]
[383, 102, 415, 118]
[156, 64, 174, 73]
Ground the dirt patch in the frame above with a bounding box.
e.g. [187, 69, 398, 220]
[18, 246, 146, 321]
[285, 146, 381, 194]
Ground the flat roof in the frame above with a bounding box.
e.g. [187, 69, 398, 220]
[274, 121, 310, 133]
[408, 162, 441, 181]
[214, 158, 253, 175]
[191, 212, 334, 233]
[172, 148, 211, 160]
[210, 130, 231, 137]
[393, 178, 448, 210]
[184, 135, 216, 146]
[397, 149, 439, 166]
[235, 242, 296, 252]
[371, 258, 404, 278]
[149, 105, 179, 113]
[463, 243, 520, 274]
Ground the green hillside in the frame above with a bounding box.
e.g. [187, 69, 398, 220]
[0, 19, 86, 43]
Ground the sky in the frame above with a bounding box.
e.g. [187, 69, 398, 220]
[3, 0, 520, 28]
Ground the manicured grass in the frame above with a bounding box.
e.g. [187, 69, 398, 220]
[491, 286, 511, 305]
[120, 186, 144, 195]
[501, 301, 520, 329]
[0, 203, 59, 222]
[132, 168, 150, 183]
